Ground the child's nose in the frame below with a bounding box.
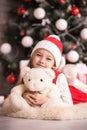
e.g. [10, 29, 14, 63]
[40, 57, 45, 63]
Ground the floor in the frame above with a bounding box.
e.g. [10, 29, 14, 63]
[0, 115, 87, 130]
[0, 104, 87, 130]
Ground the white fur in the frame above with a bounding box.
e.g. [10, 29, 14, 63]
[1, 67, 63, 116]
[62, 64, 87, 92]
[1, 66, 87, 120]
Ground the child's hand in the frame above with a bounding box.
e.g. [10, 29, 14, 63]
[33, 92, 49, 106]
[22, 91, 48, 106]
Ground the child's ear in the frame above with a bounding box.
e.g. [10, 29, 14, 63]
[52, 66, 57, 70]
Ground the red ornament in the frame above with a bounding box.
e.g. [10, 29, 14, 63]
[58, 0, 65, 4]
[17, 7, 26, 15]
[20, 30, 25, 36]
[24, 0, 32, 2]
[70, 6, 80, 16]
[7, 73, 17, 84]
[71, 45, 77, 49]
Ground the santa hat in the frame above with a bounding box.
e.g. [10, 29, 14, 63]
[31, 35, 63, 68]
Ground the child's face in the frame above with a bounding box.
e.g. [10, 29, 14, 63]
[31, 48, 55, 69]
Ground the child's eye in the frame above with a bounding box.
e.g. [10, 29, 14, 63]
[36, 53, 42, 57]
[47, 58, 52, 61]
[40, 79, 43, 82]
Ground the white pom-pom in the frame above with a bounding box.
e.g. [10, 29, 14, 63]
[33, 7, 46, 19]
[66, 50, 79, 63]
[0, 43, 12, 54]
[21, 36, 33, 47]
[55, 18, 68, 31]
[80, 28, 87, 40]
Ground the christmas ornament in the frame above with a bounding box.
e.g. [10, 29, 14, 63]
[0, 43, 12, 54]
[24, 0, 32, 2]
[33, 7, 46, 19]
[71, 45, 77, 49]
[7, 73, 17, 84]
[80, 28, 87, 40]
[17, 7, 26, 15]
[58, 0, 65, 4]
[66, 50, 79, 63]
[20, 30, 26, 36]
[55, 18, 68, 31]
[21, 36, 33, 47]
[70, 6, 80, 16]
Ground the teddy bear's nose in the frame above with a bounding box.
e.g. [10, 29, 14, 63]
[28, 79, 31, 81]
[40, 79, 43, 82]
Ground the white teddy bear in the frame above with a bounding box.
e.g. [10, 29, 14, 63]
[2, 67, 63, 116]
[2, 66, 87, 120]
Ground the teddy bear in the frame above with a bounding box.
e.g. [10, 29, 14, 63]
[2, 67, 63, 116]
[1, 66, 87, 120]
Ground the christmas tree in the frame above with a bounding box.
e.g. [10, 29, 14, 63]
[0, 0, 87, 95]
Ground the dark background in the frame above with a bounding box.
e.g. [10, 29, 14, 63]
[0, 0, 17, 95]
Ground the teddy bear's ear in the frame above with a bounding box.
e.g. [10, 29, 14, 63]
[20, 67, 31, 78]
[44, 68, 55, 79]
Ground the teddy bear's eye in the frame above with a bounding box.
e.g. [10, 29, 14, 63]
[40, 79, 43, 82]
[28, 79, 31, 81]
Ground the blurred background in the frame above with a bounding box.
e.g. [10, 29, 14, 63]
[0, 0, 87, 95]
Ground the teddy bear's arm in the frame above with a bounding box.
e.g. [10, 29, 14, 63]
[9, 84, 30, 112]
[41, 84, 59, 98]
[41, 84, 63, 108]
[2, 84, 28, 113]
[11, 84, 27, 95]
[46, 84, 60, 98]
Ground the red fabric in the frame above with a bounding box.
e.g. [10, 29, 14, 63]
[69, 85, 87, 104]
[52, 69, 61, 84]
[44, 37, 63, 53]
[52, 69, 87, 104]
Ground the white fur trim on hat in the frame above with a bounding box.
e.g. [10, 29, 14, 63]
[31, 35, 63, 68]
